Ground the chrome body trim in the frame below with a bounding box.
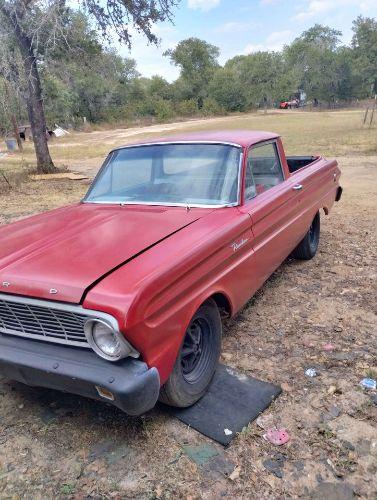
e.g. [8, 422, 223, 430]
[0, 293, 120, 349]
[82, 200, 239, 209]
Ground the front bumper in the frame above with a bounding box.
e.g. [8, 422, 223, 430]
[0, 334, 160, 416]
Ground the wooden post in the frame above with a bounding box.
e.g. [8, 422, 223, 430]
[363, 108, 369, 124]
[369, 106, 375, 127]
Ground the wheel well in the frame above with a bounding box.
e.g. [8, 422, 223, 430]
[209, 293, 232, 317]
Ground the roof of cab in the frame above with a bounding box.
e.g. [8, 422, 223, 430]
[112, 130, 280, 151]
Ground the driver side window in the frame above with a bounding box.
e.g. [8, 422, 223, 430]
[245, 142, 284, 200]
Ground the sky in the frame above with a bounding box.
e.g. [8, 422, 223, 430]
[116, 0, 377, 81]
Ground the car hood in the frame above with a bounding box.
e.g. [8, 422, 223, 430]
[0, 203, 210, 303]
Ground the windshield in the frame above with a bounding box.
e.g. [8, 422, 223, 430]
[84, 143, 241, 206]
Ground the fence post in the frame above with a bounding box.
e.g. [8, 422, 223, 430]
[363, 108, 369, 124]
[369, 107, 375, 127]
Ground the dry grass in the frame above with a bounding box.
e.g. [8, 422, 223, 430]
[1, 109, 376, 179]
[0, 108, 376, 499]
[0, 179, 89, 225]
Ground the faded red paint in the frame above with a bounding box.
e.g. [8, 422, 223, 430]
[0, 132, 341, 384]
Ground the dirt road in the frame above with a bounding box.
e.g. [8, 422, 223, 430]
[0, 124, 376, 498]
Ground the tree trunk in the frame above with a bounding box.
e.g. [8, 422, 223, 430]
[0, 4, 56, 173]
[22, 48, 56, 173]
[10, 114, 23, 152]
[3, 80, 23, 152]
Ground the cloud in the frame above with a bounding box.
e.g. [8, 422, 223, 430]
[244, 30, 294, 54]
[114, 25, 180, 81]
[292, 0, 333, 22]
[214, 21, 259, 34]
[267, 30, 293, 44]
[187, 0, 220, 12]
[292, 0, 376, 22]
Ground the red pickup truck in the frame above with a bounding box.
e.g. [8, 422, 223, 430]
[0, 131, 342, 415]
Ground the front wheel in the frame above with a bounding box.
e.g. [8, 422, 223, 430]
[291, 211, 320, 260]
[159, 299, 222, 407]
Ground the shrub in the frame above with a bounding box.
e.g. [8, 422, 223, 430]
[153, 99, 175, 121]
[174, 99, 198, 117]
[201, 98, 225, 116]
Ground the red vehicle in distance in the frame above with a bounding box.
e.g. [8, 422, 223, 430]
[279, 98, 300, 109]
[0, 130, 342, 415]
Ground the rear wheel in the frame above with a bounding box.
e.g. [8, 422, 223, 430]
[291, 211, 320, 260]
[159, 299, 222, 407]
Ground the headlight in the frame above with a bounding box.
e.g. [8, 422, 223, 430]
[93, 322, 120, 357]
[84, 318, 139, 362]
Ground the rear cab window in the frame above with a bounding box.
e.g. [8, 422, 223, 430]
[245, 141, 285, 200]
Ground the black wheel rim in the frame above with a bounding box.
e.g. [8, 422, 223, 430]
[181, 318, 211, 384]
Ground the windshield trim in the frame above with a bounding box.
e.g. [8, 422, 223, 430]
[82, 200, 238, 209]
[83, 141, 244, 208]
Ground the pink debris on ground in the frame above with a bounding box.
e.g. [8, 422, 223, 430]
[263, 428, 291, 446]
[303, 340, 315, 348]
[323, 344, 336, 351]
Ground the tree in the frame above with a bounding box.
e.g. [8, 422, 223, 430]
[0, 2, 66, 172]
[352, 16, 377, 96]
[226, 51, 294, 107]
[297, 24, 342, 50]
[208, 68, 247, 112]
[0, 0, 178, 173]
[144, 76, 171, 100]
[0, 34, 26, 148]
[284, 25, 346, 105]
[335, 47, 360, 100]
[164, 38, 219, 107]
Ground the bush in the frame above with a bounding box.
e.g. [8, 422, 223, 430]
[153, 99, 175, 121]
[201, 98, 225, 116]
[174, 99, 198, 117]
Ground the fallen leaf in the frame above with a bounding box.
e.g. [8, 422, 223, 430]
[327, 385, 338, 395]
[281, 382, 293, 392]
[256, 414, 274, 430]
[228, 466, 241, 481]
[222, 352, 233, 361]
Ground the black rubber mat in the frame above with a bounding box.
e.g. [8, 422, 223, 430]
[164, 364, 281, 445]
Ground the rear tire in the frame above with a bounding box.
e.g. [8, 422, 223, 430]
[291, 211, 320, 260]
[159, 299, 222, 408]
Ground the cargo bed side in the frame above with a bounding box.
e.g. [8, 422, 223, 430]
[286, 156, 320, 174]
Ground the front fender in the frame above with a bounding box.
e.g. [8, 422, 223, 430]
[84, 207, 252, 384]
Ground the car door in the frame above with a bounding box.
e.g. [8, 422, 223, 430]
[239, 140, 305, 288]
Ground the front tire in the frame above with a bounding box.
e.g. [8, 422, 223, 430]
[159, 299, 222, 408]
[291, 211, 320, 260]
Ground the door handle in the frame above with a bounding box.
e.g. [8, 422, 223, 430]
[293, 184, 303, 191]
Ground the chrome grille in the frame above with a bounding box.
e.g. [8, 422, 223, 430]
[0, 297, 90, 348]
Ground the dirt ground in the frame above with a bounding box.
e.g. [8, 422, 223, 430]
[0, 111, 376, 499]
